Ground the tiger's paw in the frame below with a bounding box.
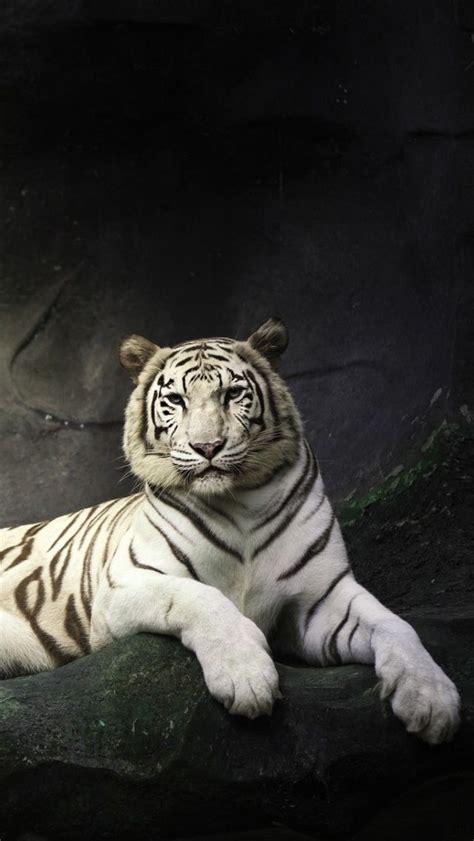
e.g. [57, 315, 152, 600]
[379, 655, 461, 745]
[197, 623, 281, 719]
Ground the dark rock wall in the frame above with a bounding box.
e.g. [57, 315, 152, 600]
[1, 1, 473, 525]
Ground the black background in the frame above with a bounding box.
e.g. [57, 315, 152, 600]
[1, 0, 473, 526]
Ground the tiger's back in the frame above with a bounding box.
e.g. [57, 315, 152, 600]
[0, 494, 141, 676]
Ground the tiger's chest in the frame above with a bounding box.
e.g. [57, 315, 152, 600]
[183, 533, 285, 625]
[134, 507, 282, 615]
[133, 482, 327, 630]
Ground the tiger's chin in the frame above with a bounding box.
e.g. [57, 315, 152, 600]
[189, 468, 235, 498]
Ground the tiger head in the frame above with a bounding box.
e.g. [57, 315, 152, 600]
[120, 318, 303, 497]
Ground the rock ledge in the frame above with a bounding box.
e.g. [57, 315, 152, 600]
[1, 616, 473, 840]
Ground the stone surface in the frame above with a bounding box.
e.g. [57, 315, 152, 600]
[0, 617, 473, 841]
[345, 426, 474, 618]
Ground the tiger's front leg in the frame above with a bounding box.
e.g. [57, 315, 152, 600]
[296, 573, 460, 744]
[91, 545, 280, 719]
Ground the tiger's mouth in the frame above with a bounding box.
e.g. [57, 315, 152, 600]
[173, 461, 232, 481]
[197, 466, 229, 478]
[172, 460, 238, 493]
[190, 465, 235, 492]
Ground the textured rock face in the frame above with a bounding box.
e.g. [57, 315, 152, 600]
[1, 0, 474, 526]
[346, 428, 474, 619]
[0, 618, 473, 841]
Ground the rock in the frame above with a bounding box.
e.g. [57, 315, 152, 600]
[344, 427, 474, 619]
[0, 617, 472, 841]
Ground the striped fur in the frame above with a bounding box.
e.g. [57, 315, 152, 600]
[0, 319, 460, 743]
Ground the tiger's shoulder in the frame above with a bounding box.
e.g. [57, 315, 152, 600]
[0, 493, 143, 574]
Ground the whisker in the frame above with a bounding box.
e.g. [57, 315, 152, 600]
[144, 453, 171, 459]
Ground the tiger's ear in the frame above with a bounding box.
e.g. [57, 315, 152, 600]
[247, 317, 288, 368]
[119, 334, 159, 383]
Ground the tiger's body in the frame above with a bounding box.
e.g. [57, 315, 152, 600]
[0, 319, 460, 743]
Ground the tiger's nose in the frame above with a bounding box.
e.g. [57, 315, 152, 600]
[190, 439, 226, 461]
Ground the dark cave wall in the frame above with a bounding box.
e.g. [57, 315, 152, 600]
[0, 0, 473, 526]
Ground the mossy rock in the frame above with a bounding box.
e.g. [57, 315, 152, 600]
[1, 617, 473, 841]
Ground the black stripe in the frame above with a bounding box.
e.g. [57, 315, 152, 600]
[64, 593, 91, 655]
[80, 520, 102, 617]
[80, 497, 135, 616]
[277, 513, 336, 581]
[23, 521, 48, 539]
[249, 357, 281, 424]
[348, 620, 360, 652]
[235, 414, 249, 431]
[79, 498, 131, 549]
[48, 508, 90, 552]
[147, 497, 190, 539]
[300, 493, 326, 525]
[50, 542, 73, 600]
[182, 364, 201, 390]
[1, 540, 26, 561]
[195, 497, 239, 529]
[151, 487, 243, 562]
[140, 365, 164, 446]
[325, 599, 354, 664]
[206, 353, 230, 362]
[253, 447, 318, 559]
[102, 495, 141, 567]
[129, 542, 165, 574]
[166, 343, 204, 359]
[245, 369, 265, 427]
[144, 513, 199, 579]
[304, 567, 351, 633]
[105, 556, 117, 589]
[174, 355, 196, 367]
[150, 389, 160, 436]
[253, 443, 311, 533]
[15, 567, 71, 667]
[4, 538, 33, 571]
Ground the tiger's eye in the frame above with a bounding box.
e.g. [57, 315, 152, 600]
[166, 393, 184, 406]
[226, 387, 244, 401]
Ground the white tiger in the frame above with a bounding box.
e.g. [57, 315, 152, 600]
[0, 318, 460, 744]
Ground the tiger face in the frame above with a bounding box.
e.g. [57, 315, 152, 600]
[120, 318, 302, 497]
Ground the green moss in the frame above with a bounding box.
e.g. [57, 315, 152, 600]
[337, 421, 467, 528]
[0, 691, 22, 717]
